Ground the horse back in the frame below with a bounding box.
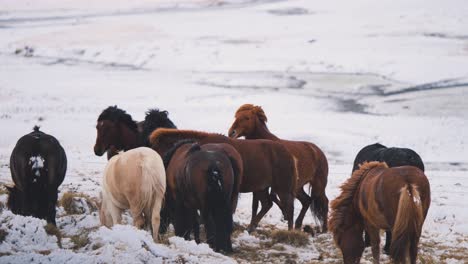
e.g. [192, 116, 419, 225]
[352, 143, 387, 172]
[279, 139, 328, 186]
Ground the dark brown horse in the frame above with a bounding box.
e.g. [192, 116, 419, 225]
[150, 128, 297, 231]
[329, 162, 431, 264]
[94, 106, 176, 159]
[164, 140, 242, 252]
[227, 104, 329, 231]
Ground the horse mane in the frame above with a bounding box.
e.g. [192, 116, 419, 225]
[329, 161, 388, 244]
[98, 106, 138, 132]
[142, 109, 177, 146]
[149, 128, 223, 147]
[163, 139, 198, 168]
[235, 104, 268, 123]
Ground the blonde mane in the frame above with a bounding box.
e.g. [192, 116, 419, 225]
[235, 104, 268, 123]
[329, 161, 388, 244]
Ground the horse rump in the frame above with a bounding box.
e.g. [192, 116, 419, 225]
[390, 183, 424, 263]
[205, 163, 234, 253]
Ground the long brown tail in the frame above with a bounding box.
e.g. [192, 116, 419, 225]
[390, 184, 424, 263]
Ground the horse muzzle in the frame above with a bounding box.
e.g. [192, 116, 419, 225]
[94, 145, 105, 156]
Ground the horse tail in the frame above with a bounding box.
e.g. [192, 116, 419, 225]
[207, 162, 233, 252]
[308, 145, 329, 232]
[139, 151, 166, 225]
[390, 183, 424, 263]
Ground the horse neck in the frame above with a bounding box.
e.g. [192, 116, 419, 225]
[119, 123, 142, 150]
[246, 119, 279, 140]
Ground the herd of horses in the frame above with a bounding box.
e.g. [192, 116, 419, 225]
[4, 104, 431, 263]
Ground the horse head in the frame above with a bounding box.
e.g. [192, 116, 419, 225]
[228, 104, 267, 138]
[94, 106, 138, 156]
[94, 120, 120, 156]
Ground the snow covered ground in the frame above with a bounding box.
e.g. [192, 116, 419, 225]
[0, 0, 467, 263]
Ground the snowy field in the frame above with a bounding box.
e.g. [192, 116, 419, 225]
[0, 0, 467, 263]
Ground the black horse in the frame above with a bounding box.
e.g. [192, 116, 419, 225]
[352, 142, 425, 254]
[6, 126, 67, 225]
[163, 140, 242, 253]
[94, 106, 177, 159]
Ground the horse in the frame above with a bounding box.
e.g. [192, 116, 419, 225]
[150, 128, 296, 232]
[6, 126, 67, 225]
[352, 143, 425, 253]
[94, 106, 176, 159]
[163, 140, 242, 253]
[99, 147, 166, 242]
[329, 162, 431, 264]
[227, 104, 329, 231]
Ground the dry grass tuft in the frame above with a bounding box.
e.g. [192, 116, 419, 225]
[59, 192, 99, 215]
[70, 234, 90, 250]
[269, 229, 310, 247]
[44, 223, 62, 248]
[0, 186, 8, 196]
[0, 229, 8, 243]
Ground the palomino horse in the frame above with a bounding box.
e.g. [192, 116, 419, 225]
[100, 147, 166, 242]
[94, 106, 176, 159]
[228, 104, 329, 231]
[164, 140, 242, 252]
[329, 162, 431, 264]
[6, 126, 67, 225]
[353, 143, 425, 253]
[150, 128, 296, 232]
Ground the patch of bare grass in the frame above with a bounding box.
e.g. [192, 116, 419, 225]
[59, 192, 98, 215]
[269, 229, 310, 247]
[70, 234, 90, 250]
[0, 228, 8, 243]
[44, 223, 62, 248]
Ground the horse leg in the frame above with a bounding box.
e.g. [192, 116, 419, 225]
[174, 200, 190, 240]
[366, 225, 381, 264]
[277, 190, 295, 230]
[202, 210, 216, 249]
[46, 189, 58, 226]
[251, 192, 260, 219]
[248, 189, 272, 233]
[295, 188, 312, 230]
[383, 230, 392, 255]
[129, 197, 145, 229]
[192, 210, 200, 244]
[150, 197, 163, 242]
[109, 202, 123, 226]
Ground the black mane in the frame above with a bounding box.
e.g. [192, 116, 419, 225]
[98, 106, 138, 131]
[163, 139, 197, 169]
[142, 109, 177, 146]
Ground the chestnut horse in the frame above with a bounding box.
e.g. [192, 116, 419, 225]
[150, 128, 297, 231]
[353, 143, 425, 253]
[228, 104, 329, 231]
[164, 140, 242, 252]
[329, 162, 431, 264]
[100, 147, 166, 242]
[94, 106, 176, 159]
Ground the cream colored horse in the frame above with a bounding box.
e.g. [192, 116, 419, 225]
[100, 147, 166, 242]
